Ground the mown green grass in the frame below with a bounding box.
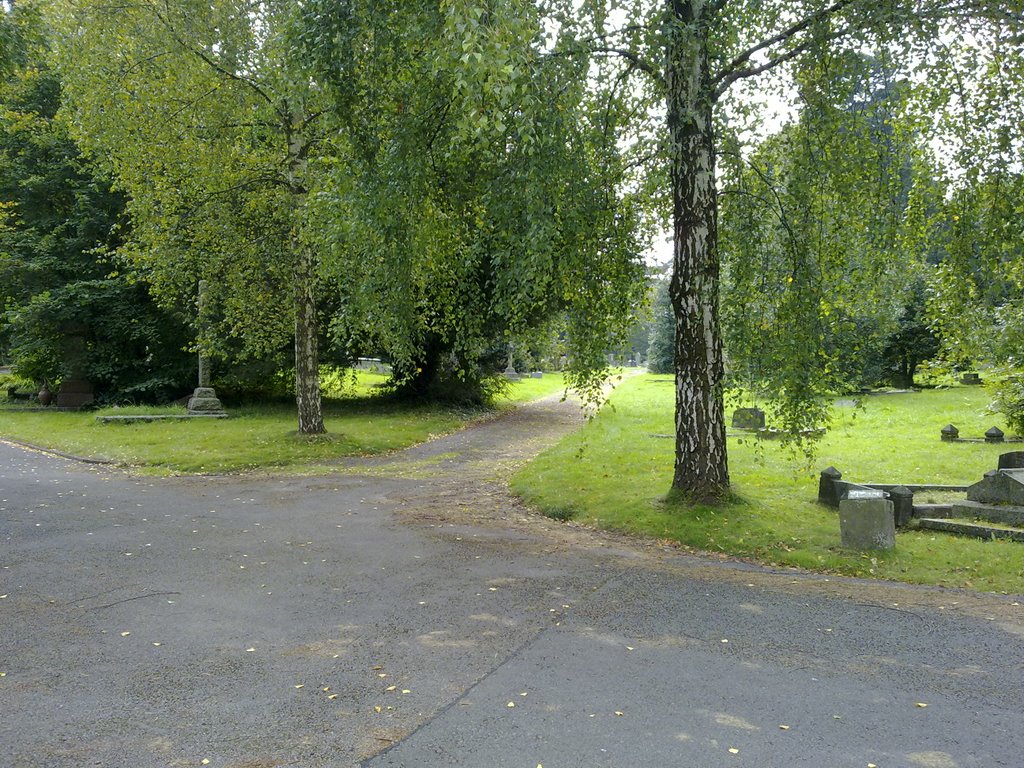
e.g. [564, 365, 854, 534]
[0, 372, 567, 474]
[500, 371, 569, 404]
[511, 374, 1024, 594]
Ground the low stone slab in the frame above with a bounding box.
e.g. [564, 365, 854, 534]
[950, 500, 1024, 527]
[96, 414, 228, 423]
[911, 503, 954, 518]
[839, 496, 895, 550]
[917, 518, 1024, 543]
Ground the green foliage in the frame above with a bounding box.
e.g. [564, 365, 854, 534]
[0, 3, 193, 402]
[646, 278, 674, 374]
[299, 0, 646, 405]
[53, 0, 645, 415]
[991, 376, 1024, 436]
[0, 370, 34, 399]
[53, 0, 320, 359]
[879, 279, 939, 388]
[720, 51, 934, 437]
[927, 173, 1024, 369]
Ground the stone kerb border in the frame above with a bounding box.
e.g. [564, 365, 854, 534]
[96, 414, 228, 423]
[940, 424, 1023, 443]
[817, 467, 968, 528]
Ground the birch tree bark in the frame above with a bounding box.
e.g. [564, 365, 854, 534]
[666, 0, 729, 500]
[293, 242, 325, 435]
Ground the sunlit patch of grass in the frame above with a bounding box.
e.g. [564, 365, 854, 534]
[0, 398, 465, 474]
[511, 375, 1024, 594]
[0, 372, 568, 475]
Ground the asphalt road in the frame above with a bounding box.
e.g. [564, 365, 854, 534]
[1, 399, 1022, 768]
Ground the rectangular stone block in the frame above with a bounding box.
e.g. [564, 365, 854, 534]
[966, 469, 1024, 506]
[839, 497, 895, 550]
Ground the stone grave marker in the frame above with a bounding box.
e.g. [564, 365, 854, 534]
[998, 451, 1024, 470]
[54, 324, 94, 408]
[188, 280, 226, 417]
[839, 491, 895, 551]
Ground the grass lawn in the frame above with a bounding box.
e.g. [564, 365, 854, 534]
[0, 372, 567, 474]
[511, 374, 1024, 594]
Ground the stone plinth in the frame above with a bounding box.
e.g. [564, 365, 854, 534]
[55, 378, 94, 408]
[839, 496, 895, 550]
[187, 387, 226, 416]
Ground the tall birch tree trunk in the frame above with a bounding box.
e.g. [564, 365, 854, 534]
[287, 112, 325, 436]
[293, 241, 325, 435]
[666, 0, 729, 501]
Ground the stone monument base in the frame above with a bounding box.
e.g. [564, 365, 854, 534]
[187, 387, 226, 416]
[55, 378, 94, 408]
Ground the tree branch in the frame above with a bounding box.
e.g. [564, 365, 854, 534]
[712, 0, 859, 95]
[714, 20, 861, 100]
[587, 46, 665, 87]
[150, 1, 282, 119]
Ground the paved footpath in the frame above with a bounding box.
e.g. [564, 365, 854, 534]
[1, 397, 1022, 768]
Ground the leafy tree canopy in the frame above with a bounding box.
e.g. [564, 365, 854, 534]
[0, 2, 192, 401]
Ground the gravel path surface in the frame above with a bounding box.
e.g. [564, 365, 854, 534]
[1, 394, 1022, 768]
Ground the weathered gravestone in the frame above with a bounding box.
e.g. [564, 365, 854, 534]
[731, 407, 766, 430]
[503, 354, 520, 381]
[889, 485, 915, 528]
[54, 324, 94, 408]
[818, 466, 843, 507]
[998, 451, 1024, 470]
[839, 491, 895, 551]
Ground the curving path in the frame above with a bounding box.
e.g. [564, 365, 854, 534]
[1, 394, 1022, 768]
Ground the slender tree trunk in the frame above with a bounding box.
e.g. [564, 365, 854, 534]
[285, 108, 324, 436]
[294, 242, 325, 435]
[666, 0, 729, 502]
